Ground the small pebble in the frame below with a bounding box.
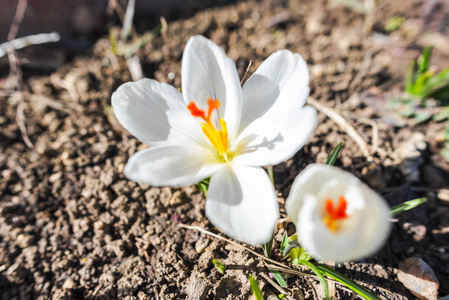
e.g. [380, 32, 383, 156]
[398, 257, 439, 300]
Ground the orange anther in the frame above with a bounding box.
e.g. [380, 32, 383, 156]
[187, 102, 206, 120]
[324, 196, 348, 232]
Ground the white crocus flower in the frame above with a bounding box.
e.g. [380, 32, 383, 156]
[286, 164, 391, 262]
[112, 35, 317, 245]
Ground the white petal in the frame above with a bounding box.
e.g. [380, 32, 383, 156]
[233, 106, 317, 167]
[124, 145, 221, 186]
[206, 164, 278, 245]
[239, 50, 309, 133]
[182, 35, 242, 139]
[286, 164, 391, 262]
[297, 187, 390, 262]
[286, 164, 360, 225]
[112, 78, 208, 146]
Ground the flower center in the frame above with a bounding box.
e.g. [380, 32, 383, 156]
[187, 98, 232, 162]
[323, 196, 348, 233]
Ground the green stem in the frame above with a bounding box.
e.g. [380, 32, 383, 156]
[298, 260, 330, 300]
[317, 264, 380, 300]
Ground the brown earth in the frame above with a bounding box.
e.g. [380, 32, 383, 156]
[1, 0, 449, 299]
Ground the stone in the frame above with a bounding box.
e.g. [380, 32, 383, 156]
[397, 257, 439, 300]
[62, 278, 76, 290]
[195, 237, 209, 254]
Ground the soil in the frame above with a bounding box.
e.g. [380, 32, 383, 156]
[1, 0, 449, 299]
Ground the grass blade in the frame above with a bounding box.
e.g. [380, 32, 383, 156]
[317, 264, 380, 300]
[268, 269, 288, 288]
[390, 197, 427, 216]
[418, 45, 433, 73]
[299, 260, 330, 300]
[212, 258, 226, 275]
[325, 142, 343, 166]
[198, 177, 210, 196]
[249, 275, 264, 300]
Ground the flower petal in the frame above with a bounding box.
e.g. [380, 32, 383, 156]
[286, 164, 359, 225]
[112, 78, 208, 147]
[124, 144, 221, 186]
[233, 106, 317, 167]
[206, 164, 278, 245]
[182, 35, 242, 139]
[239, 50, 309, 133]
[296, 185, 390, 262]
[286, 164, 391, 262]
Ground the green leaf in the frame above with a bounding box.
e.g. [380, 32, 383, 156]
[411, 71, 433, 96]
[423, 68, 449, 100]
[280, 232, 289, 255]
[413, 110, 432, 123]
[109, 30, 118, 55]
[298, 260, 330, 300]
[263, 237, 273, 258]
[249, 275, 264, 300]
[198, 177, 210, 197]
[418, 46, 433, 74]
[390, 197, 427, 216]
[405, 61, 417, 93]
[385, 16, 406, 33]
[325, 142, 343, 166]
[317, 264, 380, 300]
[212, 258, 226, 275]
[432, 108, 449, 121]
[298, 248, 313, 262]
[269, 270, 288, 287]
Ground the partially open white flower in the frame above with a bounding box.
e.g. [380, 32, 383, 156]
[112, 35, 317, 245]
[286, 164, 391, 262]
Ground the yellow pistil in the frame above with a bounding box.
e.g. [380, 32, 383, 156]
[187, 98, 232, 161]
[323, 196, 348, 233]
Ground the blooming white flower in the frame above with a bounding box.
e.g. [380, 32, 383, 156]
[112, 35, 317, 245]
[285, 164, 391, 262]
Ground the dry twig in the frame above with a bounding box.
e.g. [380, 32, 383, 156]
[307, 97, 372, 159]
[50, 74, 80, 103]
[160, 17, 170, 65]
[0, 32, 60, 58]
[7, 0, 33, 149]
[121, 0, 136, 41]
[240, 60, 252, 85]
[179, 224, 369, 299]
[178, 223, 288, 269]
[259, 272, 295, 300]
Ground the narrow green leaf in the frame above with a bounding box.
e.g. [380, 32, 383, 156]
[198, 177, 210, 197]
[317, 264, 380, 300]
[298, 260, 330, 300]
[280, 232, 289, 254]
[109, 30, 118, 55]
[390, 197, 427, 216]
[283, 240, 301, 258]
[405, 61, 417, 93]
[269, 270, 288, 287]
[263, 237, 273, 258]
[411, 71, 433, 96]
[418, 46, 433, 74]
[413, 110, 432, 123]
[325, 142, 343, 166]
[249, 275, 264, 300]
[298, 248, 313, 262]
[212, 258, 226, 275]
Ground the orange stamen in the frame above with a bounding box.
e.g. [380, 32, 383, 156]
[187, 102, 206, 121]
[323, 196, 348, 232]
[187, 98, 230, 160]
